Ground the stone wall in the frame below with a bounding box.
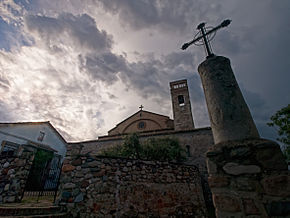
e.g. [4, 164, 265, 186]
[71, 128, 214, 173]
[58, 144, 208, 217]
[207, 138, 290, 217]
[0, 146, 36, 203]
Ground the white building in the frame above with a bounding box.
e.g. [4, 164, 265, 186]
[0, 121, 67, 158]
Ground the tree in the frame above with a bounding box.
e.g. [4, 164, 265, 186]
[267, 104, 290, 161]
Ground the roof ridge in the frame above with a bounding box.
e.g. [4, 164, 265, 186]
[108, 109, 172, 133]
[0, 121, 67, 144]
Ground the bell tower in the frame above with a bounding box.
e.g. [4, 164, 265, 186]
[170, 79, 195, 131]
[170, 79, 194, 131]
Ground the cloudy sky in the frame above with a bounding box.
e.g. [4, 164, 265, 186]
[0, 0, 289, 142]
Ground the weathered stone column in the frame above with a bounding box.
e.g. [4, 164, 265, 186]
[197, 56, 290, 218]
[198, 56, 259, 144]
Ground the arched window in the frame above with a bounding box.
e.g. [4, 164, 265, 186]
[138, 121, 146, 129]
[178, 95, 185, 106]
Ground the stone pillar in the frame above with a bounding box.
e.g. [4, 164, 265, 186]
[198, 56, 259, 144]
[197, 56, 290, 217]
[206, 139, 290, 218]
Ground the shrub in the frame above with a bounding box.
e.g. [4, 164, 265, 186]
[100, 133, 186, 162]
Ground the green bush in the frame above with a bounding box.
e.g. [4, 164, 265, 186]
[100, 133, 186, 162]
[267, 104, 290, 162]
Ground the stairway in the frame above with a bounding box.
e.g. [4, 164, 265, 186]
[0, 205, 67, 217]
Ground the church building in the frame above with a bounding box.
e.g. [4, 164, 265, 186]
[70, 79, 214, 172]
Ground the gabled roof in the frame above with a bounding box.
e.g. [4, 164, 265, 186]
[0, 121, 67, 145]
[108, 109, 173, 133]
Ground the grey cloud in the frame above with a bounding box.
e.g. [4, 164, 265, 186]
[25, 15, 63, 38]
[120, 51, 201, 101]
[0, 73, 10, 90]
[106, 92, 117, 99]
[78, 49, 201, 102]
[0, 100, 14, 121]
[78, 52, 128, 84]
[163, 52, 195, 69]
[3, 0, 289, 142]
[25, 13, 113, 51]
[97, 0, 223, 32]
[128, 61, 166, 97]
[78, 49, 202, 110]
[93, 111, 105, 129]
[240, 85, 278, 141]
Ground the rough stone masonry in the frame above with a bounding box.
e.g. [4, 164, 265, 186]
[58, 143, 208, 217]
[198, 56, 290, 218]
[0, 146, 36, 203]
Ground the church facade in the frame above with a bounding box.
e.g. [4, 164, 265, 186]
[70, 79, 214, 172]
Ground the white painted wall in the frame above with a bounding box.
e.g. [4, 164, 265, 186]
[0, 123, 67, 158]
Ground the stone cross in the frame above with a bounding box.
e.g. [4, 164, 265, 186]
[181, 19, 231, 58]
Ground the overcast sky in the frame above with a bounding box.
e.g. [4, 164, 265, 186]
[0, 0, 289, 142]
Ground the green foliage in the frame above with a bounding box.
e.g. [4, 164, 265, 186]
[122, 133, 141, 159]
[267, 104, 290, 161]
[33, 149, 54, 168]
[141, 137, 186, 162]
[101, 145, 125, 157]
[284, 146, 290, 162]
[101, 133, 186, 162]
[26, 149, 54, 190]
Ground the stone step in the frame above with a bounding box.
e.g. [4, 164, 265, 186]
[0, 212, 68, 218]
[0, 206, 66, 217]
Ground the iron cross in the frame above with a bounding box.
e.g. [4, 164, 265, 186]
[139, 105, 144, 110]
[181, 19, 231, 58]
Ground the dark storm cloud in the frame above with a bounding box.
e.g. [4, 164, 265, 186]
[78, 44, 206, 113]
[78, 50, 169, 99]
[25, 13, 113, 51]
[116, 51, 210, 127]
[78, 52, 128, 84]
[23, 13, 175, 102]
[0, 18, 17, 51]
[212, 0, 290, 98]
[242, 87, 278, 140]
[2, 0, 289, 141]
[97, 0, 223, 32]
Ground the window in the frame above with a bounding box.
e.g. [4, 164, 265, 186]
[178, 95, 185, 106]
[138, 121, 146, 129]
[179, 83, 186, 88]
[186, 145, 191, 157]
[1, 141, 19, 157]
[173, 83, 186, 89]
[38, 131, 45, 142]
